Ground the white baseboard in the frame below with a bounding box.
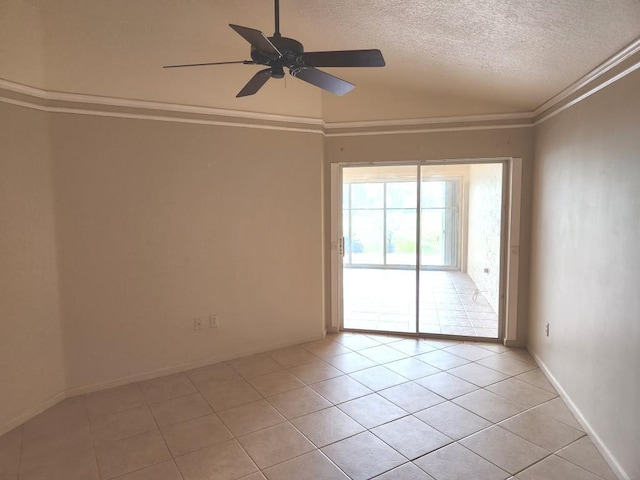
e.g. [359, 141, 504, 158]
[528, 347, 630, 480]
[66, 331, 325, 397]
[0, 390, 66, 438]
[0, 330, 325, 436]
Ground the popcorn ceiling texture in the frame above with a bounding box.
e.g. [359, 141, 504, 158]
[4, 0, 640, 119]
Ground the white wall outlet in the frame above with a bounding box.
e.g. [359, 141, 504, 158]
[209, 314, 219, 328]
[545, 323, 550, 337]
[194, 318, 203, 330]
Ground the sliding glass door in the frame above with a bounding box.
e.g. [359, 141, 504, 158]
[341, 162, 504, 339]
[342, 166, 418, 333]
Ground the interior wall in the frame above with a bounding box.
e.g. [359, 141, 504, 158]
[51, 113, 326, 391]
[0, 102, 66, 432]
[529, 70, 640, 480]
[0, 0, 47, 88]
[467, 163, 503, 313]
[324, 127, 534, 345]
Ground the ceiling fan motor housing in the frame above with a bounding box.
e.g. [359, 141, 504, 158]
[164, 0, 384, 97]
[250, 36, 305, 76]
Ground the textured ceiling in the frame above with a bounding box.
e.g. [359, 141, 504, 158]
[3, 0, 640, 120]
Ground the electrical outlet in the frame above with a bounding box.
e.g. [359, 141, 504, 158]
[545, 323, 550, 337]
[209, 314, 219, 328]
[194, 318, 203, 330]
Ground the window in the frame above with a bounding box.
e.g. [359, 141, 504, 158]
[343, 179, 459, 268]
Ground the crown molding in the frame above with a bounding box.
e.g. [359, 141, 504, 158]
[534, 59, 640, 126]
[0, 79, 323, 126]
[1, 36, 639, 135]
[0, 79, 535, 135]
[323, 122, 533, 137]
[533, 37, 640, 123]
[534, 37, 640, 117]
[0, 79, 326, 135]
[322, 112, 534, 136]
[323, 111, 534, 130]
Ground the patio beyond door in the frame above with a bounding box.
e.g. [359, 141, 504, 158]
[341, 162, 504, 339]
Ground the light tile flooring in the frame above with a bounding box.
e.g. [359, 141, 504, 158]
[344, 269, 499, 338]
[0, 333, 618, 480]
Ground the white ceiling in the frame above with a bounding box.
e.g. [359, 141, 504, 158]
[3, 0, 640, 121]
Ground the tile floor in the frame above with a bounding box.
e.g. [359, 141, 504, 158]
[0, 333, 618, 480]
[344, 269, 499, 338]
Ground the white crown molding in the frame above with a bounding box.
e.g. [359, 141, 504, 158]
[324, 123, 533, 137]
[534, 59, 640, 126]
[0, 78, 324, 126]
[0, 91, 325, 134]
[534, 37, 640, 118]
[1, 35, 639, 135]
[323, 111, 534, 130]
[0, 79, 534, 134]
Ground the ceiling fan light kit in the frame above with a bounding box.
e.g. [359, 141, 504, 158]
[164, 0, 386, 97]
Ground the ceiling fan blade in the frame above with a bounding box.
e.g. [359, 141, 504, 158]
[291, 67, 355, 96]
[229, 24, 281, 57]
[300, 49, 385, 68]
[237, 68, 272, 97]
[164, 60, 254, 69]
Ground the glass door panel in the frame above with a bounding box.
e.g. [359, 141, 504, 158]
[342, 165, 417, 333]
[418, 163, 502, 338]
[420, 179, 458, 268]
[341, 162, 504, 339]
[350, 210, 384, 265]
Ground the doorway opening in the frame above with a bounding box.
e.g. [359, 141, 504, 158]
[339, 161, 506, 339]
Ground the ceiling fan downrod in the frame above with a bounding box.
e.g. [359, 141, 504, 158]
[163, 0, 385, 97]
[274, 0, 281, 38]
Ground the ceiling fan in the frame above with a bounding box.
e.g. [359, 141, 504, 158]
[164, 0, 386, 97]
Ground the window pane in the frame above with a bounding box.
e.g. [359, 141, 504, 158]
[386, 182, 417, 209]
[386, 209, 416, 265]
[421, 208, 445, 266]
[421, 181, 446, 208]
[351, 210, 384, 264]
[351, 183, 384, 209]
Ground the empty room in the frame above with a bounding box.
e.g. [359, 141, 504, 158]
[1, 1, 639, 479]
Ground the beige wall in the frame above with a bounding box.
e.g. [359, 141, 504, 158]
[0, 103, 66, 431]
[324, 128, 534, 344]
[529, 70, 640, 479]
[51, 114, 326, 391]
[0, 99, 326, 433]
[0, 0, 47, 88]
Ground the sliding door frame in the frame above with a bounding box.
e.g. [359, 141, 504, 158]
[330, 157, 522, 345]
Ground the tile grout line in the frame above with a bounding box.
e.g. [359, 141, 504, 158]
[143, 373, 195, 480]
[547, 437, 612, 480]
[10, 333, 607, 480]
[14, 424, 24, 480]
[79, 395, 103, 480]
